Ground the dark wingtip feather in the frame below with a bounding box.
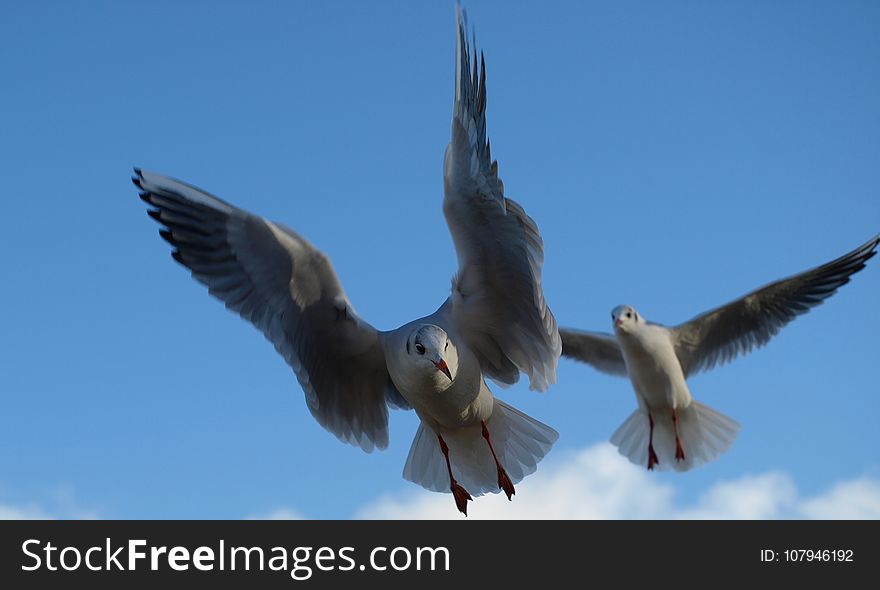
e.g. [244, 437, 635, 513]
[147, 209, 162, 223]
[159, 229, 176, 246]
[863, 235, 879, 259]
[818, 234, 880, 284]
[171, 250, 184, 265]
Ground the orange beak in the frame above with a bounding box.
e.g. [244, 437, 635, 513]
[433, 358, 452, 381]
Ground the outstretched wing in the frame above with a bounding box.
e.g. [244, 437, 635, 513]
[559, 329, 628, 377]
[672, 235, 879, 377]
[443, 8, 560, 391]
[135, 169, 408, 452]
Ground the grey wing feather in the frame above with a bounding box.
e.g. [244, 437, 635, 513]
[672, 235, 879, 377]
[443, 9, 561, 392]
[135, 169, 408, 452]
[559, 329, 628, 377]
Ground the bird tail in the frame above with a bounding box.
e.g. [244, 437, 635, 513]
[610, 401, 740, 472]
[402, 399, 558, 496]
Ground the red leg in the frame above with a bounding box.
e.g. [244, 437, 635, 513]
[672, 409, 686, 462]
[647, 413, 659, 470]
[438, 433, 472, 516]
[481, 421, 515, 500]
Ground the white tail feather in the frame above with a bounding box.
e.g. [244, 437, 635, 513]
[402, 399, 558, 496]
[610, 401, 740, 472]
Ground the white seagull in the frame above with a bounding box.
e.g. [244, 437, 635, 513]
[561, 235, 878, 472]
[135, 8, 560, 515]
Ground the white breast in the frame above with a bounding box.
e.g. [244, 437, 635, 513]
[618, 324, 692, 411]
[383, 328, 493, 431]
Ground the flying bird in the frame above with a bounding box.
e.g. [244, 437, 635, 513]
[134, 7, 560, 515]
[560, 235, 878, 472]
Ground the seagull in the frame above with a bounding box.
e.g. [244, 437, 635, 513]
[560, 235, 878, 472]
[134, 7, 560, 516]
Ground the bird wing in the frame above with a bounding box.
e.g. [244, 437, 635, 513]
[443, 7, 560, 391]
[559, 329, 628, 376]
[135, 169, 408, 452]
[671, 235, 879, 378]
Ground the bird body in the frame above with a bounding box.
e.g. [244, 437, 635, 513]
[606, 306, 739, 471]
[616, 320, 691, 414]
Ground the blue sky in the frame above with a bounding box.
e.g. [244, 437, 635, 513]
[1, 1, 877, 519]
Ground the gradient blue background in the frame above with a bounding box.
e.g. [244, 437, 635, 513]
[1, 1, 877, 518]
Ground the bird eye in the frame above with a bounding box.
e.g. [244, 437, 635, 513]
[444, 341, 449, 351]
[415, 343, 426, 355]
[626, 312, 632, 318]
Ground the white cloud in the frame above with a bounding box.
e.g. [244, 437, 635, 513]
[800, 478, 880, 519]
[247, 507, 305, 520]
[0, 488, 99, 520]
[0, 503, 98, 520]
[673, 472, 798, 520]
[0, 503, 52, 520]
[359, 445, 673, 519]
[357, 443, 880, 520]
[6, 449, 879, 520]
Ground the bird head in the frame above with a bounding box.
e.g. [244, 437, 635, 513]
[406, 324, 459, 388]
[611, 304, 641, 333]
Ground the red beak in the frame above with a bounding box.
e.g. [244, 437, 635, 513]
[615, 319, 623, 327]
[433, 358, 452, 381]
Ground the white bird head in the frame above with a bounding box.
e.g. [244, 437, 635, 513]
[611, 304, 641, 333]
[406, 324, 459, 387]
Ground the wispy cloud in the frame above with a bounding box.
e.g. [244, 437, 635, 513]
[7, 448, 880, 520]
[0, 502, 99, 520]
[357, 443, 880, 520]
[672, 472, 798, 519]
[799, 478, 880, 519]
[247, 507, 305, 520]
[0, 503, 53, 520]
[0, 488, 99, 520]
